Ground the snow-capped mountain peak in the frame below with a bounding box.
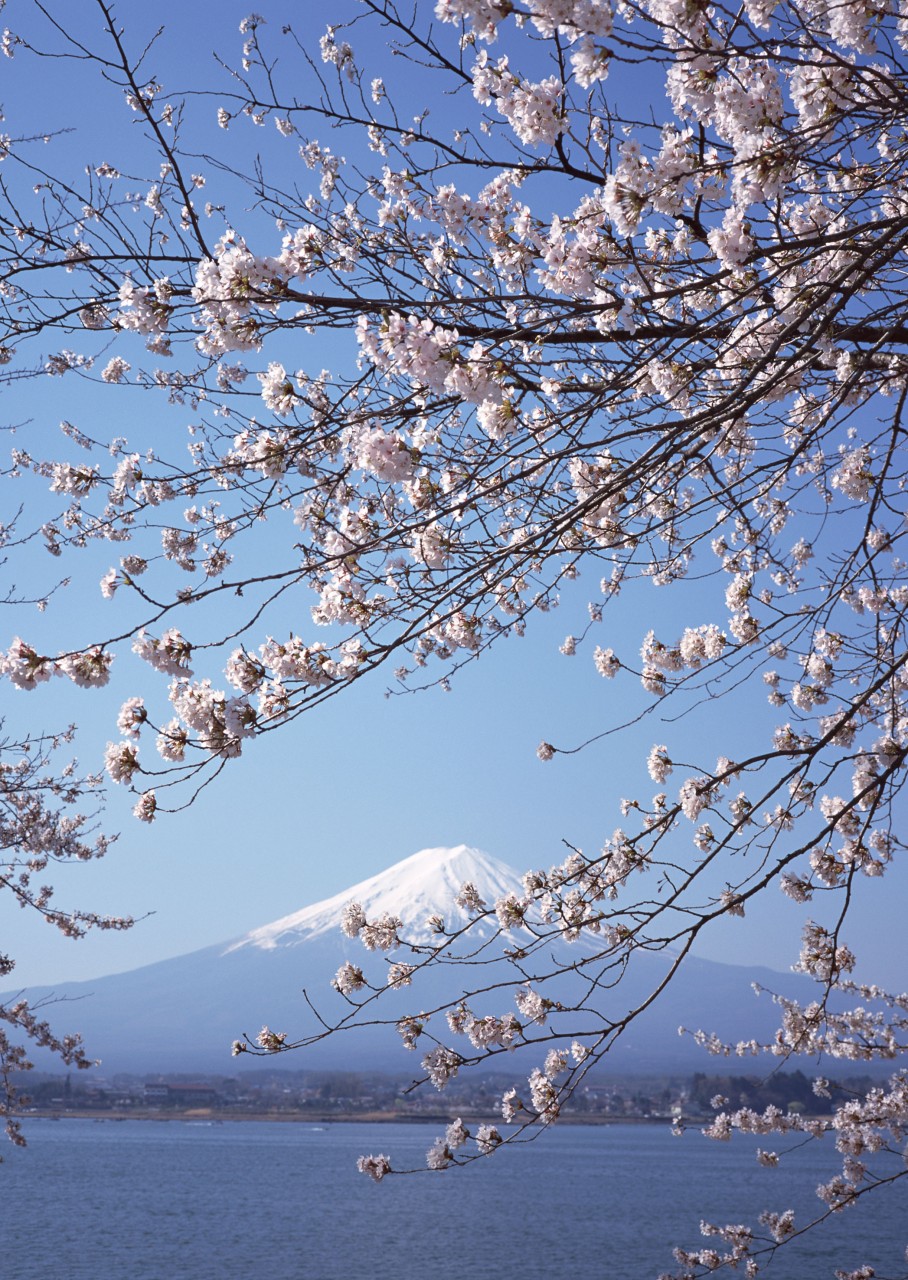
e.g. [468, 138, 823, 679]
[225, 844, 523, 953]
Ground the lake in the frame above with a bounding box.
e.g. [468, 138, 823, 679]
[5, 1118, 905, 1279]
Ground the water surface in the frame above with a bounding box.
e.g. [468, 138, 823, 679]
[6, 1119, 904, 1279]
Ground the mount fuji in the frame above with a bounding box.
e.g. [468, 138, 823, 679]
[4, 845, 816, 1076]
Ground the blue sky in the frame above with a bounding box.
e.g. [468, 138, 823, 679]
[2, 0, 905, 1003]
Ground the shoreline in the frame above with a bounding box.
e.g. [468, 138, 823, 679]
[20, 1107, 683, 1126]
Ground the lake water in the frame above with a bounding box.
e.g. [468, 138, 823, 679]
[5, 1119, 905, 1279]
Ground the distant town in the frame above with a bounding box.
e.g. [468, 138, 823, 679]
[14, 1067, 866, 1125]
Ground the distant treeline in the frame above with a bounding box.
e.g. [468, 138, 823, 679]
[16, 1067, 879, 1120]
[686, 1070, 873, 1116]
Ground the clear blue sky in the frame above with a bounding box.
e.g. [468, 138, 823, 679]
[2, 0, 904, 999]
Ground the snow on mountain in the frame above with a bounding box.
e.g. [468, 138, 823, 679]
[225, 844, 523, 953]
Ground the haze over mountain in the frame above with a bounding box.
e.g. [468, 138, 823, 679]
[5, 845, 831, 1077]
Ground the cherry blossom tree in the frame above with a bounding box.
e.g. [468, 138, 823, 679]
[1, 0, 907, 1270]
[0, 721, 130, 1153]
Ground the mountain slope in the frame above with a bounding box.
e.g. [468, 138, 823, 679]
[2, 845, 830, 1076]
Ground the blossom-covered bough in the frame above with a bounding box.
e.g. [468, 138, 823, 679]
[1, 0, 908, 1269]
[0, 720, 132, 1155]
